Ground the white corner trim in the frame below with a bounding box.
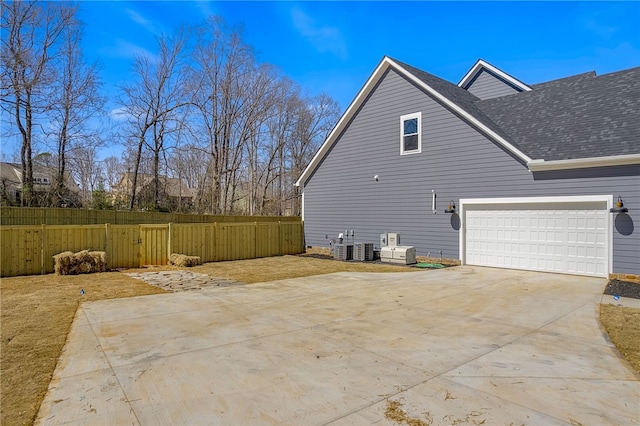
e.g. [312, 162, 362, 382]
[458, 59, 532, 92]
[527, 154, 640, 171]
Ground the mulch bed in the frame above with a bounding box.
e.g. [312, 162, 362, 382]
[604, 279, 640, 300]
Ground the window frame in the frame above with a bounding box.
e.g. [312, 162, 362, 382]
[400, 112, 422, 155]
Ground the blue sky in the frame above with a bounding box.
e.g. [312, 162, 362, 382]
[79, 1, 639, 112]
[2, 1, 639, 160]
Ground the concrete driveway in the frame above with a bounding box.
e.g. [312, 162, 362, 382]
[36, 266, 639, 425]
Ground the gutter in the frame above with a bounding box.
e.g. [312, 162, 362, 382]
[528, 154, 640, 172]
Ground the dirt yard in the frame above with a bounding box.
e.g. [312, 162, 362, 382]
[1, 255, 638, 426]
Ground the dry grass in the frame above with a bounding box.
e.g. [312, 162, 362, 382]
[1, 273, 166, 426]
[599, 304, 640, 373]
[385, 399, 432, 426]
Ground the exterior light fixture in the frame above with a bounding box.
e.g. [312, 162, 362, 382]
[445, 201, 456, 214]
[610, 196, 629, 213]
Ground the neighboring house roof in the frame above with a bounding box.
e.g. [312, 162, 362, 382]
[0, 162, 22, 185]
[116, 173, 196, 199]
[0, 162, 80, 193]
[296, 57, 640, 186]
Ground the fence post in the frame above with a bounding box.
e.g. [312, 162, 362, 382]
[40, 224, 46, 275]
[168, 222, 173, 259]
[105, 223, 110, 270]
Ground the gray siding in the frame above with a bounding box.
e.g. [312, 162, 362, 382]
[465, 69, 522, 100]
[303, 69, 640, 275]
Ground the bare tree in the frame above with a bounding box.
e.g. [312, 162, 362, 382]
[48, 13, 104, 207]
[68, 143, 102, 205]
[1, 1, 75, 206]
[102, 155, 126, 190]
[119, 28, 189, 210]
[287, 93, 340, 215]
[190, 17, 260, 214]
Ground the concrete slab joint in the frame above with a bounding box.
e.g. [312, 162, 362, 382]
[36, 266, 639, 425]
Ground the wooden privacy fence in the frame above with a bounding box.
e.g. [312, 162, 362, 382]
[0, 206, 301, 226]
[0, 222, 304, 277]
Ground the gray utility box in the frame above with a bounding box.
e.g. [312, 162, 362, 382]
[353, 242, 374, 261]
[380, 246, 416, 265]
[334, 244, 354, 261]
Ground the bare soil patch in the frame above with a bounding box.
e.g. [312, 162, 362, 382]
[604, 279, 640, 299]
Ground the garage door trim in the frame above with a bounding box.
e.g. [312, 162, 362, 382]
[459, 195, 613, 276]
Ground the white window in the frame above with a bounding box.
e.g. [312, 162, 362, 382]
[400, 112, 421, 155]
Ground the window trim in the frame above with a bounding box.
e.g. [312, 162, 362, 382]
[400, 112, 422, 155]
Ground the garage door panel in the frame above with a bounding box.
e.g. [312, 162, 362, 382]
[466, 204, 608, 277]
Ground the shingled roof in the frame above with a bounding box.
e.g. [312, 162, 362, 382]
[395, 59, 640, 162]
[476, 67, 640, 161]
[296, 57, 639, 186]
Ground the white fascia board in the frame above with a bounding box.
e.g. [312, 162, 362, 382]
[458, 59, 532, 92]
[387, 58, 534, 165]
[527, 154, 640, 172]
[295, 57, 392, 187]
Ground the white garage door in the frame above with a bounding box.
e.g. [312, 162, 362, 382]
[464, 200, 609, 277]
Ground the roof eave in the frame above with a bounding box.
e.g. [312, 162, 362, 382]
[527, 154, 640, 172]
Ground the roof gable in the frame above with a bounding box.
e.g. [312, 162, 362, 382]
[458, 59, 531, 96]
[295, 57, 533, 187]
[296, 58, 640, 186]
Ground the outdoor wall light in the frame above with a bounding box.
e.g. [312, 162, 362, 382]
[445, 201, 456, 214]
[610, 195, 629, 213]
[374, 175, 379, 182]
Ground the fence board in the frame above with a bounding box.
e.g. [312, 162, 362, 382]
[172, 223, 212, 261]
[140, 225, 169, 266]
[256, 222, 280, 258]
[1, 207, 301, 226]
[215, 223, 256, 261]
[1, 226, 43, 276]
[108, 225, 140, 269]
[280, 222, 304, 255]
[42, 225, 107, 274]
[0, 220, 303, 277]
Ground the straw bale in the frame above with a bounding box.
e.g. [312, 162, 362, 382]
[168, 253, 202, 267]
[53, 250, 108, 275]
[52, 251, 74, 275]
